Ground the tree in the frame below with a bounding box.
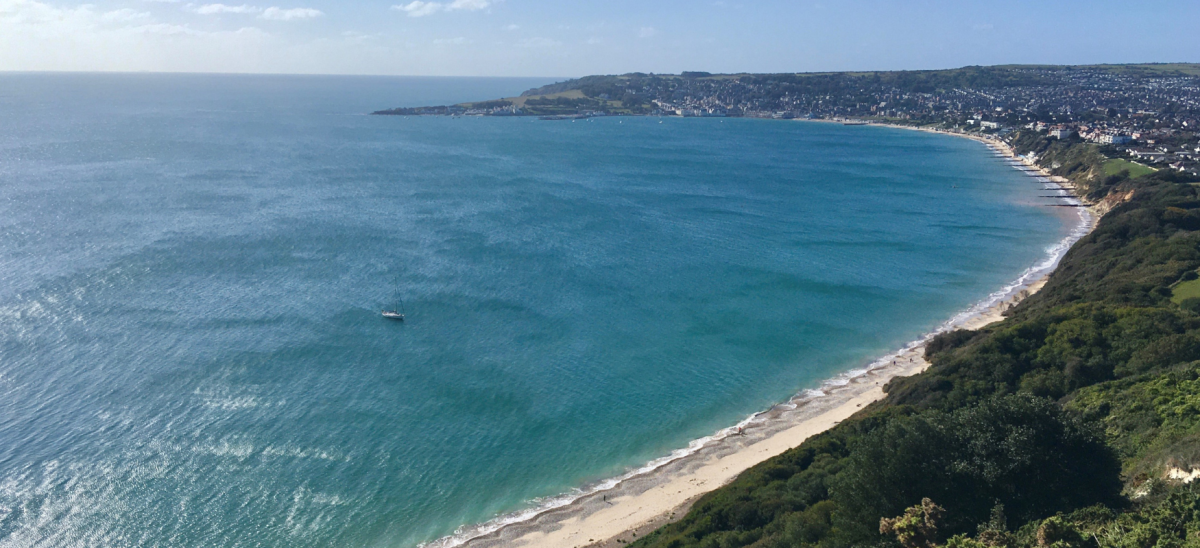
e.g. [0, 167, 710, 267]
[881, 498, 946, 548]
[833, 395, 1122, 540]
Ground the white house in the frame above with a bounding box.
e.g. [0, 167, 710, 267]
[1098, 134, 1132, 145]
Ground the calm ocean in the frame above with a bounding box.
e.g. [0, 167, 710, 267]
[0, 74, 1071, 547]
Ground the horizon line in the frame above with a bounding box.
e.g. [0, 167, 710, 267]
[2, 61, 1197, 80]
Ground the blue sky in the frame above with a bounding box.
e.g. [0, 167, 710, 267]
[1, 0, 1197, 76]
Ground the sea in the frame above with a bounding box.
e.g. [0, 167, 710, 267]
[0, 73, 1076, 548]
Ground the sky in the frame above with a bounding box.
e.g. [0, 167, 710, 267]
[1, 0, 1198, 77]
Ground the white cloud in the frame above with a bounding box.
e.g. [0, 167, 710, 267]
[101, 8, 152, 22]
[504, 23, 518, 30]
[638, 26, 656, 38]
[0, 0, 225, 38]
[0, 0, 578, 76]
[191, 4, 322, 21]
[260, 7, 322, 20]
[392, 0, 491, 18]
[194, 3, 259, 14]
[0, 0, 282, 73]
[0, 1, 96, 36]
[0, 0, 267, 38]
[124, 22, 206, 35]
[394, 1, 440, 17]
[447, 0, 489, 10]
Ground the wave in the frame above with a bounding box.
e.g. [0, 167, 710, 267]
[419, 158, 1095, 548]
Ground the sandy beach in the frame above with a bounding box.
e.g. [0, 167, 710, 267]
[862, 122, 1084, 196]
[449, 122, 1097, 548]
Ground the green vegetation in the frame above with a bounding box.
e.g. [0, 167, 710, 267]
[1172, 277, 1200, 306]
[879, 499, 945, 548]
[504, 89, 585, 106]
[1104, 159, 1157, 179]
[374, 64, 1200, 143]
[987, 63, 1200, 78]
[1006, 132, 1113, 197]
[515, 64, 1200, 110]
[629, 134, 1200, 548]
[520, 66, 1060, 110]
[883, 489, 1200, 548]
[469, 89, 644, 115]
[833, 395, 1120, 538]
[460, 99, 513, 110]
[1069, 365, 1200, 482]
[1083, 63, 1200, 77]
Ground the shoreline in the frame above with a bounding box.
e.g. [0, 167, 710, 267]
[801, 119, 1087, 199]
[428, 122, 1099, 548]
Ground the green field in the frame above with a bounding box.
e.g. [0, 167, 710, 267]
[1172, 277, 1200, 304]
[1103, 158, 1156, 178]
[995, 63, 1200, 76]
[1091, 63, 1200, 76]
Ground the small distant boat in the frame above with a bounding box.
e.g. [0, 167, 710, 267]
[381, 310, 404, 320]
[382, 293, 406, 321]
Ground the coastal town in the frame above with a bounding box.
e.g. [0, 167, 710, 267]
[374, 64, 1200, 177]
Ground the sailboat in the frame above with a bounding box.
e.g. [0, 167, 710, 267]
[382, 293, 405, 321]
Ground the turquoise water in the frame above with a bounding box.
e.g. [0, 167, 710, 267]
[0, 74, 1071, 548]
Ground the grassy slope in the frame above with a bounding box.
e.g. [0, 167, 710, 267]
[1172, 279, 1200, 304]
[1085, 63, 1200, 77]
[1105, 159, 1157, 179]
[966, 63, 1200, 76]
[515, 64, 1200, 100]
[459, 90, 642, 115]
[464, 89, 585, 108]
[628, 133, 1200, 548]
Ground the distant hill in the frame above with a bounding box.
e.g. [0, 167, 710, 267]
[518, 63, 1200, 96]
[373, 63, 1200, 121]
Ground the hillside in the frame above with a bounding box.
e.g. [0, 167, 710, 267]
[373, 63, 1200, 130]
